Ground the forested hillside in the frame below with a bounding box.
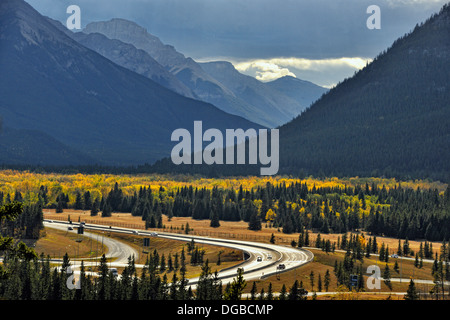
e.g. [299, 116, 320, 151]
[278, 4, 450, 182]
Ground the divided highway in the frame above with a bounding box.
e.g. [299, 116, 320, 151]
[44, 220, 313, 285]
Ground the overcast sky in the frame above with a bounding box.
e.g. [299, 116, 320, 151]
[27, 0, 447, 87]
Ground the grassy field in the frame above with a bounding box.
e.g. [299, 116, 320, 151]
[44, 209, 443, 257]
[32, 227, 107, 259]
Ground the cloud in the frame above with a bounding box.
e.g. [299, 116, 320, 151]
[385, 0, 445, 7]
[234, 61, 297, 82]
[234, 57, 372, 87]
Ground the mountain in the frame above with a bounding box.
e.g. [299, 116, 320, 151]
[83, 19, 299, 128]
[266, 76, 328, 110]
[199, 61, 309, 127]
[0, 0, 263, 166]
[45, 18, 196, 99]
[278, 4, 450, 181]
[0, 126, 94, 166]
[72, 32, 196, 99]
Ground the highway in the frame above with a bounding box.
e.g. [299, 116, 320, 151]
[43, 219, 313, 286]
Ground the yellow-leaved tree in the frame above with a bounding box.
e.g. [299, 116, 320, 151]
[265, 208, 276, 222]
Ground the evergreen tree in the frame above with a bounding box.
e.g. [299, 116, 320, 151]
[404, 279, 418, 300]
[223, 268, 246, 300]
[210, 210, 220, 228]
[324, 269, 331, 292]
[248, 212, 262, 231]
[279, 284, 287, 300]
[250, 282, 257, 300]
[90, 198, 100, 216]
[383, 264, 392, 291]
[288, 280, 308, 300]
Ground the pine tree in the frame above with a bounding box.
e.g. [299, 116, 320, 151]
[75, 192, 83, 210]
[223, 268, 246, 300]
[90, 198, 100, 216]
[383, 264, 392, 291]
[288, 280, 308, 300]
[210, 209, 220, 228]
[298, 232, 304, 248]
[266, 283, 273, 300]
[324, 269, 331, 292]
[270, 233, 276, 244]
[250, 282, 258, 300]
[318, 274, 322, 292]
[279, 284, 287, 300]
[248, 212, 261, 231]
[404, 279, 418, 300]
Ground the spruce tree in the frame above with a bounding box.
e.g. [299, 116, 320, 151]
[383, 264, 392, 291]
[404, 279, 418, 300]
[210, 209, 220, 228]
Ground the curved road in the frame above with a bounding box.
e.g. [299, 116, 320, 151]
[44, 219, 313, 285]
[44, 221, 137, 265]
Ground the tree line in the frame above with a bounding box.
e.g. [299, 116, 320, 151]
[0, 251, 312, 301]
[0, 191, 43, 239]
[49, 181, 449, 242]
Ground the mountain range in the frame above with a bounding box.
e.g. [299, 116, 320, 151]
[0, 0, 265, 166]
[148, 3, 450, 182]
[0, 0, 327, 167]
[1, 0, 448, 182]
[82, 18, 326, 128]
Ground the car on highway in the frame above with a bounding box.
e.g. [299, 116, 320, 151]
[68, 226, 74, 231]
[109, 268, 118, 277]
[132, 230, 139, 235]
[267, 254, 272, 260]
[257, 256, 262, 262]
[391, 254, 399, 258]
[277, 264, 286, 270]
[150, 232, 158, 236]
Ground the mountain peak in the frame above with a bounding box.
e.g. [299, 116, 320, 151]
[85, 18, 161, 43]
[0, 0, 81, 49]
[84, 18, 167, 56]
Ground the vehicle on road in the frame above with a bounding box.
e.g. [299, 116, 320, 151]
[277, 264, 286, 270]
[68, 226, 73, 231]
[132, 230, 139, 235]
[391, 254, 399, 258]
[109, 268, 118, 277]
[267, 254, 272, 259]
[150, 232, 158, 236]
[257, 256, 262, 262]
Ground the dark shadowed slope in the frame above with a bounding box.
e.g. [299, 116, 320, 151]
[279, 4, 450, 181]
[0, 0, 263, 166]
